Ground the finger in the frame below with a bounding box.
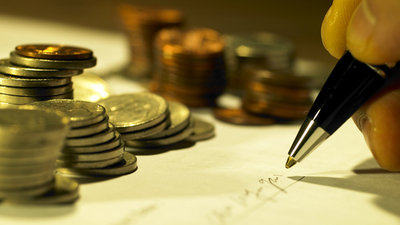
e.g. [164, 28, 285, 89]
[352, 81, 400, 171]
[321, 0, 362, 59]
[347, 0, 400, 64]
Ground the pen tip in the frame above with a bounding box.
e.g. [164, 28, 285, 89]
[285, 156, 297, 169]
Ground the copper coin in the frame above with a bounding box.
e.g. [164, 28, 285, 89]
[244, 81, 312, 100]
[15, 44, 93, 60]
[213, 107, 278, 125]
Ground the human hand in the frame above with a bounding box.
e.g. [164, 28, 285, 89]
[321, 0, 400, 171]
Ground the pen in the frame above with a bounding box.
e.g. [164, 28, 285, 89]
[286, 51, 400, 168]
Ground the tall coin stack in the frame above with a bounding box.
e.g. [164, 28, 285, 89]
[0, 44, 96, 105]
[28, 100, 137, 177]
[150, 28, 227, 107]
[224, 33, 295, 93]
[117, 4, 184, 78]
[0, 108, 78, 203]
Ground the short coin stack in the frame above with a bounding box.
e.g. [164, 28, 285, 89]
[0, 44, 96, 104]
[117, 4, 184, 78]
[0, 107, 79, 204]
[150, 28, 227, 107]
[28, 99, 137, 177]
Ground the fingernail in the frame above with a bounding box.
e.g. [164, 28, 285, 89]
[353, 111, 373, 148]
[347, 0, 377, 54]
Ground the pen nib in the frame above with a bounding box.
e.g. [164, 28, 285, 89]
[285, 156, 297, 169]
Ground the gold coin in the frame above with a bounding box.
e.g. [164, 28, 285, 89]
[72, 73, 111, 102]
[97, 92, 169, 133]
[0, 170, 54, 189]
[0, 179, 55, 199]
[67, 115, 109, 138]
[56, 152, 137, 176]
[28, 99, 106, 128]
[60, 142, 125, 162]
[0, 161, 55, 176]
[15, 44, 93, 60]
[120, 115, 171, 141]
[0, 71, 72, 87]
[186, 118, 215, 142]
[0, 83, 73, 96]
[6, 176, 79, 204]
[66, 123, 116, 147]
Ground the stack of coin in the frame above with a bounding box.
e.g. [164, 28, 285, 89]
[117, 4, 184, 78]
[0, 107, 77, 203]
[125, 101, 195, 148]
[28, 100, 137, 177]
[0, 44, 96, 104]
[241, 68, 319, 120]
[223, 32, 295, 92]
[97, 92, 171, 141]
[150, 28, 227, 107]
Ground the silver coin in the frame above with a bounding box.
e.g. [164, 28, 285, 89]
[119, 115, 171, 141]
[0, 170, 54, 189]
[186, 118, 215, 142]
[60, 142, 125, 162]
[66, 123, 116, 147]
[10, 51, 97, 69]
[0, 82, 73, 96]
[0, 72, 72, 87]
[0, 179, 55, 199]
[0, 161, 55, 175]
[0, 91, 73, 104]
[67, 115, 109, 138]
[62, 132, 122, 154]
[0, 59, 83, 78]
[56, 153, 123, 169]
[126, 117, 194, 147]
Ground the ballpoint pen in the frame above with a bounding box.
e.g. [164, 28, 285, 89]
[286, 51, 400, 168]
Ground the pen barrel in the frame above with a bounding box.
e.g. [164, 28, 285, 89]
[308, 51, 400, 134]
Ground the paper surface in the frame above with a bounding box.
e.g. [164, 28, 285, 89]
[0, 15, 400, 225]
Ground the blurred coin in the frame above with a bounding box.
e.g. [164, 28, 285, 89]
[10, 52, 97, 70]
[244, 80, 312, 100]
[0, 162, 55, 175]
[56, 152, 137, 177]
[126, 117, 193, 147]
[62, 132, 122, 154]
[0, 59, 82, 78]
[0, 179, 55, 199]
[67, 115, 109, 138]
[60, 142, 125, 162]
[97, 92, 169, 133]
[0, 91, 73, 104]
[186, 118, 215, 141]
[72, 73, 111, 102]
[28, 99, 106, 128]
[56, 153, 124, 169]
[6, 176, 79, 204]
[66, 123, 116, 147]
[213, 107, 278, 126]
[0, 83, 73, 96]
[15, 44, 93, 60]
[0, 171, 54, 189]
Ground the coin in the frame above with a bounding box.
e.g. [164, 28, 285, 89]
[212, 107, 278, 126]
[97, 92, 169, 133]
[0, 91, 73, 104]
[119, 115, 171, 140]
[10, 52, 97, 70]
[0, 179, 55, 199]
[67, 115, 109, 138]
[60, 142, 125, 162]
[56, 153, 124, 169]
[126, 117, 194, 147]
[0, 82, 73, 96]
[0, 72, 72, 87]
[15, 44, 93, 60]
[186, 118, 215, 142]
[0, 171, 54, 189]
[56, 152, 137, 176]
[5, 176, 79, 204]
[0, 162, 55, 175]
[145, 101, 190, 139]
[0, 59, 83, 78]
[72, 73, 111, 102]
[66, 123, 116, 147]
[28, 99, 106, 128]
[62, 132, 122, 154]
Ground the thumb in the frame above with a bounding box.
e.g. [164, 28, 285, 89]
[352, 81, 400, 171]
[347, 0, 400, 64]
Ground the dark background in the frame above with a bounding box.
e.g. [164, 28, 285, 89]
[0, 0, 336, 64]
